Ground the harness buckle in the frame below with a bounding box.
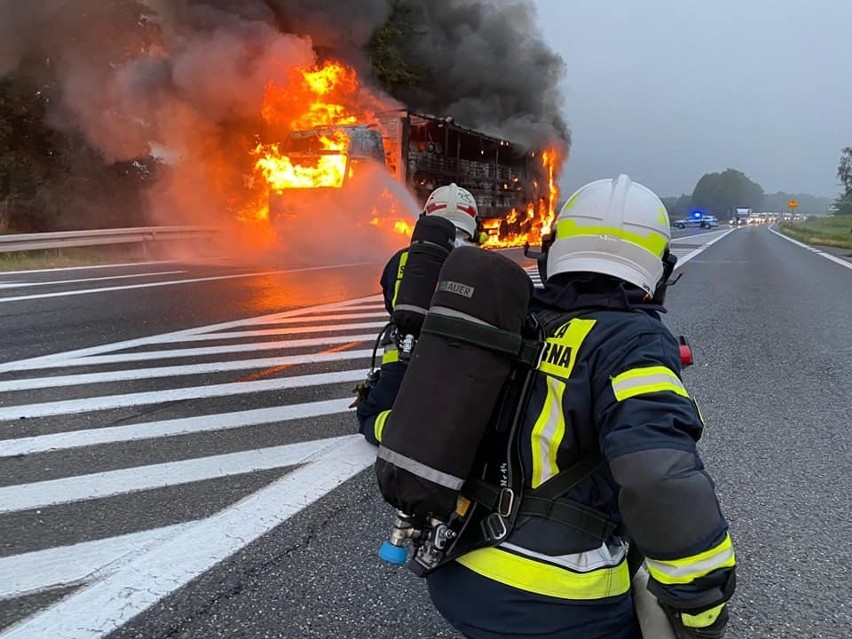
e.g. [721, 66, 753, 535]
[482, 513, 508, 542]
[497, 487, 514, 518]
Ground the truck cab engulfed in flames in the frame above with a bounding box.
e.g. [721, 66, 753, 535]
[264, 110, 557, 247]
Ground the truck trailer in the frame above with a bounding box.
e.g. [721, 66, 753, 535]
[266, 109, 554, 242]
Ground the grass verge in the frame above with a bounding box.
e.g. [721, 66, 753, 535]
[0, 247, 152, 272]
[778, 216, 852, 251]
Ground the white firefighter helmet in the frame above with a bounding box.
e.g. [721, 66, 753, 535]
[423, 183, 479, 240]
[546, 174, 671, 294]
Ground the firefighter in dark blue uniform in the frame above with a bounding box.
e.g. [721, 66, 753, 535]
[355, 184, 482, 445]
[425, 176, 737, 638]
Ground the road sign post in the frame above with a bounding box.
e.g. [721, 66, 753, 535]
[787, 199, 799, 223]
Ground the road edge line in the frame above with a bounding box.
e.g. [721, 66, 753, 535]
[769, 225, 852, 272]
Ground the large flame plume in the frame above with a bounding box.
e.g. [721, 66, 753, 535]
[248, 60, 415, 251]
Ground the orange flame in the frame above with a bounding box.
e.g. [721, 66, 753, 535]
[256, 130, 349, 191]
[249, 60, 410, 241]
[480, 147, 562, 249]
[541, 149, 559, 235]
[394, 219, 414, 236]
[261, 62, 359, 130]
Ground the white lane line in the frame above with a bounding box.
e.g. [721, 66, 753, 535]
[670, 229, 732, 246]
[0, 369, 365, 420]
[0, 261, 177, 276]
[0, 522, 195, 599]
[673, 228, 736, 268]
[0, 436, 375, 639]
[0, 435, 351, 514]
[249, 310, 387, 326]
[0, 294, 383, 373]
[0, 350, 372, 392]
[0, 270, 187, 290]
[670, 249, 694, 259]
[159, 321, 386, 342]
[0, 398, 353, 457]
[769, 226, 852, 272]
[0, 261, 376, 303]
[49, 333, 377, 367]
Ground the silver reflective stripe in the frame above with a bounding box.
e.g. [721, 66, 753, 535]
[611, 368, 687, 401]
[498, 541, 627, 573]
[393, 304, 427, 315]
[376, 447, 465, 490]
[646, 546, 735, 580]
[428, 305, 493, 327]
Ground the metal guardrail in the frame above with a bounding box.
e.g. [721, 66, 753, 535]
[0, 226, 223, 253]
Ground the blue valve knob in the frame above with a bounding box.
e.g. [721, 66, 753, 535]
[378, 541, 408, 565]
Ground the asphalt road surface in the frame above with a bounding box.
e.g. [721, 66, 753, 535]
[1, 226, 849, 638]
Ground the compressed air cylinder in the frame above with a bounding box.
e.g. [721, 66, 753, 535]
[391, 215, 456, 340]
[375, 246, 532, 523]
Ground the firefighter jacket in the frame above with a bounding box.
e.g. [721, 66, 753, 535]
[452, 273, 736, 624]
[356, 249, 407, 446]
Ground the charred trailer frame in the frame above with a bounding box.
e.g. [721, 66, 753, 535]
[377, 111, 551, 238]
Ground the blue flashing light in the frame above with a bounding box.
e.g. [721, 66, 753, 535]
[690, 210, 704, 219]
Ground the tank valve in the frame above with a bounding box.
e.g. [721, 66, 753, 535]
[399, 334, 416, 361]
[378, 512, 416, 565]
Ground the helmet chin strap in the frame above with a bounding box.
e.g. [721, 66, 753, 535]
[523, 232, 555, 282]
[651, 249, 681, 306]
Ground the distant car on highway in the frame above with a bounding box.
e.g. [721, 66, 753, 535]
[675, 212, 717, 230]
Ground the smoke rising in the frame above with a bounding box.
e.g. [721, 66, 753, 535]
[391, 1, 569, 151]
[0, 0, 568, 259]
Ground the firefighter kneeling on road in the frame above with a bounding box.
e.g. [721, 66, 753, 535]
[352, 183, 483, 445]
[422, 175, 737, 638]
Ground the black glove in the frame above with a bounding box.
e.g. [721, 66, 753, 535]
[349, 371, 379, 409]
[663, 604, 729, 639]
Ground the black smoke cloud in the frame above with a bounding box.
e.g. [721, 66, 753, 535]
[391, 1, 569, 150]
[1, 0, 568, 149]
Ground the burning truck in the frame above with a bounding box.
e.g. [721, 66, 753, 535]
[259, 110, 559, 248]
[251, 62, 561, 249]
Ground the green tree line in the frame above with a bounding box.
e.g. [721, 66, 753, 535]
[835, 147, 852, 215]
[663, 166, 838, 221]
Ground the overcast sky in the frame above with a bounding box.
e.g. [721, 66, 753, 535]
[532, 0, 852, 198]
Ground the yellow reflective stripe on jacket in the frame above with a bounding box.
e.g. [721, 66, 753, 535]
[556, 218, 668, 258]
[391, 251, 408, 309]
[537, 318, 596, 379]
[456, 547, 631, 600]
[611, 365, 688, 402]
[382, 347, 400, 365]
[646, 533, 736, 585]
[683, 603, 726, 629]
[529, 318, 596, 487]
[530, 377, 566, 488]
[374, 410, 392, 443]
